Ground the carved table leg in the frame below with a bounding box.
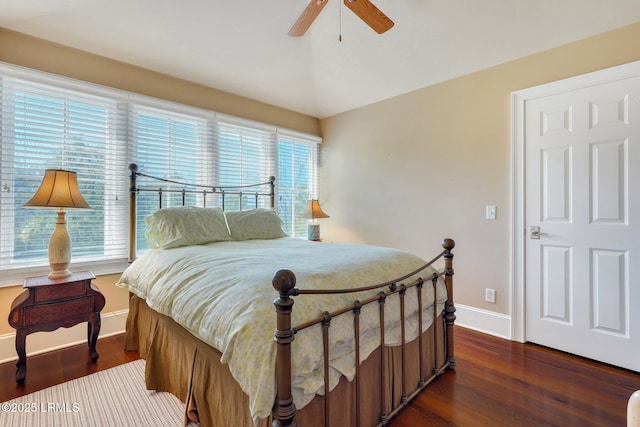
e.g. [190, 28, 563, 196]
[15, 329, 27, 384]
[88, 313, 101, 362]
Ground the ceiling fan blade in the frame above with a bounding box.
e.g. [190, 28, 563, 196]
[343, 0, 394, 34]
[288, 0, 329, 37]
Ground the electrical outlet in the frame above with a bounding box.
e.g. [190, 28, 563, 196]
[485, 288, 496, 304]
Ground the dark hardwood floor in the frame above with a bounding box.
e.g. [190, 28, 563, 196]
[391, 327, 639, 427]
[1, 327, 638, 426]
[0, 334, 140, 402]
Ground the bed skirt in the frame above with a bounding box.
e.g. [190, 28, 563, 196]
[125, 295, 447, 427]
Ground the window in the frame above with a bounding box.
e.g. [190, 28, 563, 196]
[278, 134, 319, 238]
[129, 103, 212, 251]
[0, 64, 320, 286]
[216, 120, 277, 211]
[0, 75, 128, 283]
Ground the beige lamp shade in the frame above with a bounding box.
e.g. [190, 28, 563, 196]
[23, 169, 91, 209]
[303, 199, 328, 241]
[23, 169, 90, 279]
[302, 199, 329, 220]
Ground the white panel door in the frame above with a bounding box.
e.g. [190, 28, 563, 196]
[525, 76, 640, 371]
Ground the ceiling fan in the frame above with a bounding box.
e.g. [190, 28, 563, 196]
[288, 0, 394, 37]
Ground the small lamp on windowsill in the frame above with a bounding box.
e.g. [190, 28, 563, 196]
[303, 199, 329, 241]
[22, 169, 91, 280]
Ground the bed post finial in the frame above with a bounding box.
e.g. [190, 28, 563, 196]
[129, 164, 139, 263]
[273, 269, 296, 294]
[272, 269, 297, 426]
[442, 238, 456, 369]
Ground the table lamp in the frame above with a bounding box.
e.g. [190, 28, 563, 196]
[303, 199, 329, 241]
[22, 169, 91, 279]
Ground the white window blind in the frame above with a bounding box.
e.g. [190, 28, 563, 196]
[216, 120, 277, 211]
[0, 75, 128, 283]
[0, 63, 321, 286]
[129, 103, 213, 251]
[278, 134, 320, 238]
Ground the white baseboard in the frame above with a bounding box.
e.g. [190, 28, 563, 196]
[454, 303, 511, 340]
[0, 309, 128, 365]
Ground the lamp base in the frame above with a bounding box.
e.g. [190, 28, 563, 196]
[307, 223, 321, 241]
[48, 209, 72, 280]
[48, 269, 72, 280]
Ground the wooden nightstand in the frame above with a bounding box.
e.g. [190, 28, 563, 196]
[8, 271, 105, 383]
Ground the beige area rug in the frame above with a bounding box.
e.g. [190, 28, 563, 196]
[0, 360, 197, 427]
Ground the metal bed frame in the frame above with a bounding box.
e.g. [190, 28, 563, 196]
[126, 163, 456, 426]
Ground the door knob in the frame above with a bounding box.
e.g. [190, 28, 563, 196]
[530, 226, 550, 239]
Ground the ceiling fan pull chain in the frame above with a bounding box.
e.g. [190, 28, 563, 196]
[339, 0, 343, 41]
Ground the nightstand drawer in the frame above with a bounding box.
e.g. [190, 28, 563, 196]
[34, 281, 87, 303]
[23, 296, 95, 327]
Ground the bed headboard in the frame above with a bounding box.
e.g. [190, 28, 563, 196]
[128, 163, 275, 262]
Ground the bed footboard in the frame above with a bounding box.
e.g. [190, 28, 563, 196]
[272, 239, 456, 427]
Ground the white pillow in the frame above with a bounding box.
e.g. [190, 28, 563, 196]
[145, 206, 231, 249]
[225, 208, 288, 240]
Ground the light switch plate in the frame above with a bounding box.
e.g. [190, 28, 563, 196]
[485, 288, 496, 304]
[485, 205, 497, 220]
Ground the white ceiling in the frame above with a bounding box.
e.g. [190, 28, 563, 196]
[2, 0, 640, 118]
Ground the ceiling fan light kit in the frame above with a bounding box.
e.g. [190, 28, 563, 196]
[289, 0, 394, 37]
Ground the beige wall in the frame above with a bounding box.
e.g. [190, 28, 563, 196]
[319, 22, 640, 318]
[0, 28, 320, 336]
